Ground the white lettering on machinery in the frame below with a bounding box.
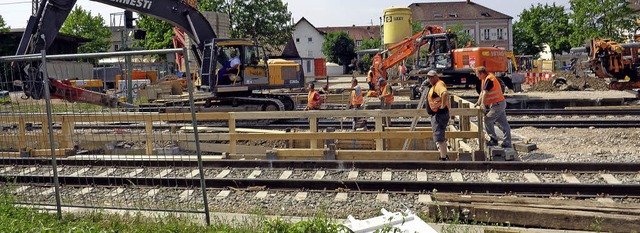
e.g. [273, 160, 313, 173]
[108, 0, 152, 10]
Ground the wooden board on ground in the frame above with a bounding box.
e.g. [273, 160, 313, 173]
[178, 142, 269, 155]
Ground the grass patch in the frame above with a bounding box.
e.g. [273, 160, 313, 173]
[0, 190, 347, 232]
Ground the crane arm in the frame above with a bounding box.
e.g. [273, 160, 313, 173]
[371, 25, 445, 80]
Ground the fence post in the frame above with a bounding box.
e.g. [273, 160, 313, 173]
[375, 114, 384, 151]
[145, 115, 153, 155]
[183, 48, 210, 225]
[477, 108, 485, 160]
[309, 116, 318, 149]
[41, 49, 63, 219]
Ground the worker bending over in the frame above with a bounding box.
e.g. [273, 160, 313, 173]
[305, 82, 322, 111]
[475, 66, 512, 148]
[425, 70, 450, 161]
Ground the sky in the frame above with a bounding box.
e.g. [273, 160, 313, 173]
[1, 0, 570, 29]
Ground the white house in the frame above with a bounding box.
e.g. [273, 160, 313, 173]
[292, 17, 326, 59]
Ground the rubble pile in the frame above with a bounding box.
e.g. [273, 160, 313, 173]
[528, 71, 609, 92]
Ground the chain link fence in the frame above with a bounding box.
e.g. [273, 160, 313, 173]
[0, 48, 211, 224]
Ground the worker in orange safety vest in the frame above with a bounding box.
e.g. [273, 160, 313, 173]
[349, 78, 364, 130]
[304, 82, 322, 111]
[475, 66, 512, 148]
[424, 70, 450, 161]
[378, 78, 394, 127]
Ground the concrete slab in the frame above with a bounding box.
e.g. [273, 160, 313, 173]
[185, 169, 199, 178]
[418, 194, 433, 204]
[335, 192, 348, 202]
[600, 174, 621, 184]
[216, 190, 231, 199]
[416, 172, 428, 181]
[376, 193, 389, 203]
[14, 186, 30, 194]
[125, 168, 144, 177]
[20, 167, 38, 175]
[68, 168, 90, 177]
[279, 170, 293, 179]
[255, 191, 268, 199]
[0, 166, 14, 173]
[347, 171, 359, 180]
[561, 173, 581, 184]
[146, 189, 160, 197]
[487, 172, 501, 182]
[154, 169, 173, 178]
[77, 187, 93, 195]
[381, 171, 392, 181]
[40, 187, 55, 196]
[513, 143, 537, 152]
[524, 173, 541, 183]
[179, 190, 194, 201]
[216, 170, 231, 178]
[107, 188, 124, 197]
[294, 192, 307, 201]
[247, 170, 262, 179]
[313, 171, 326, 180]
[98, 168, 117, 177]
[451, 172, 464, 182]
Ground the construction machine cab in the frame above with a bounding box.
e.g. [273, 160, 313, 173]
[211, 39, 270, 93]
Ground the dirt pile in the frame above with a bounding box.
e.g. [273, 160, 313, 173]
[528, 71, 609, 92]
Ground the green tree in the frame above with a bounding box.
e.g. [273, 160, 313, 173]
[199, 0, 293, 54]
[513, 21, 542, 56]
[134, 15, 173, 51]
[447, 23, 474, 48]
[569, 0, 638, 46]
[0, 15, 9, 32]
[515, 3, 572, 58]
[357, 38, 381, 72]
[322, 31, 356, 67]
[60, 6, 110, 53]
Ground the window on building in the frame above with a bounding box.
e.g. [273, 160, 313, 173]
[114, 44, 120, 51]
[356, 40, 362, 47]
[296, 38, 300, 42]
[483, 29, 490, 41]
[480, 12, 490, 17]
[308, 37, 312, 42]
[449, 13, 458, 18]
[497, 28, 504, 40]
[490, 29, 497, 40]
[463, 29, 474, 38]
[307, 60, 311, 71]
[434, 13, 443, 18]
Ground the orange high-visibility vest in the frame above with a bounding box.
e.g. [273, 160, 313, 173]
[367, 70, 374, 83]
[482, 74, 505, 105]
[307, 90, 322, 109]
[381, 84, 394, 104]
[428, 80, 449, 112]
[351, 86, 363, 106]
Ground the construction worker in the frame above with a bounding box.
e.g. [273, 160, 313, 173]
[425, 70, 450, 161]
[349, 79, 364, 130]
[304, 82, 322, 111]
[366, 66, 375, 91]
[398, 62, 407, 87]
[475, 66, 512, 148]
[378, 78, 394, 127]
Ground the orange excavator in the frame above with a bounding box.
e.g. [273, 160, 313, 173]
[371, 25, 512, 96]
[571, 37, 640, 90]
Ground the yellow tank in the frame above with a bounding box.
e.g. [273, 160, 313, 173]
[383, 7, 413, 47]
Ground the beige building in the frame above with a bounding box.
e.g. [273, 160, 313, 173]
[409, 0, 513, 51]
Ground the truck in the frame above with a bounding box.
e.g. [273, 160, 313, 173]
[15, 0, 303, 111]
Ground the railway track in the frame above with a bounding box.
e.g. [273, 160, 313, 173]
[2, 159, 639, 197]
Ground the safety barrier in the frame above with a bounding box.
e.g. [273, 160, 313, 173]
[523, 72, 555, 85]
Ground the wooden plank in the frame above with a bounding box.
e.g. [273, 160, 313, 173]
[177, 142, 269, 154]
[309, 117, 318, 149]
[274, 149, 325, 158]
[375, 117, 383, 151]
[18, 118, 26, 149]
[433, 193, 640, 210]
[30, 148, 73, 157]
[61, 116, 75, 149]
[228, 117, 237, 155]
[145, 116, 153, 155]
[181, 127, 285, 134]
[429, 202, 640, 231]
[335, 150, 456, 161]
[232, 131, 479, 141]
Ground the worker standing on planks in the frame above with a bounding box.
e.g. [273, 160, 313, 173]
[425, 70, 450, 161]
[474, 66, 512, 148]
[367, 66, 376, 91]
[349, 78, 364, 130]
[304, 82, 322, 111]
[398, 62, 407, 87]
[378, 78, 394, 127]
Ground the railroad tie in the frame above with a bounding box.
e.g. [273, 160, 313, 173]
[154, 169, 173, 178]
[216, 190, 231, 199]
[450, 172, 464, 182]
[294, 192, 307, 201]
[48, 167, 64, 176]
[13, 186, 30, 194]
[334, 192, 348, 202]
[247, 170, 262, 179]
[0, 166, 15, 174]
[596, 197, 616, 203]
[97, 168, 117, 177]
[107, 188, 124, 197]
[279, 170, 293, 179]
[487, 172, 501, 183]
[185, 169, 199, 178]
[416, 172, 428, 182]
[313, 171, 326, 180]
[417, 194, 433, 204]
[376, 193, 389, 203]
[40, 187, 55, 196]
[179, 190, 194, 201]
[523, 173, 541, 183]
[347, 171, 359, 180]
[20, 167, 38, 175]
[255, 191, 269, 199]
[381, 172, 392, 181]
[68, 168, 90, 177]
[216, 170, 231, 178]
[76, 187, 93, 196]
[146, 189, 160, 198]
[561, 173, 581, 184]
[599, 174, 621, 184]
[125, 168, 145, 177]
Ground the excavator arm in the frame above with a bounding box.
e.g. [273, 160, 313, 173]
[371, 25, 445, 80]
[571, 38, 640, 90]
[15, 0, 216, 107]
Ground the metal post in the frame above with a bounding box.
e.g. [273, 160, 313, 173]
[184, 48, 210, 225]
[41, 49, 63, 219]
